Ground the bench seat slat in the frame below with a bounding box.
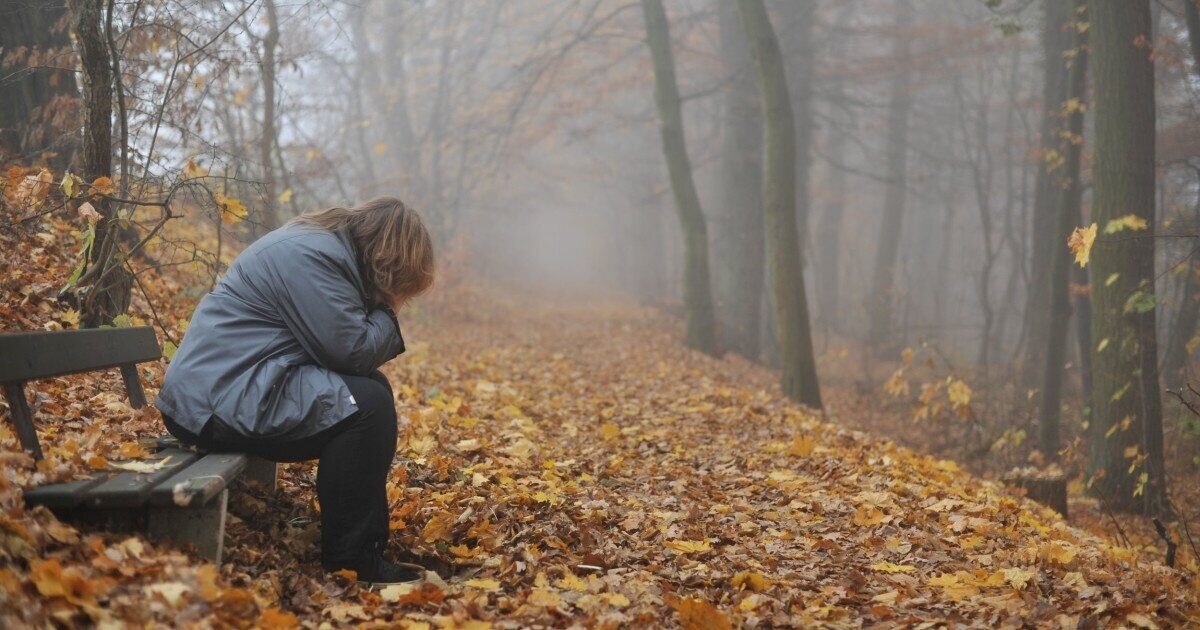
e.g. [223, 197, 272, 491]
[149, 453, 250, 508]
[23, 476, 111, 509]
[83, 448, 202, 509]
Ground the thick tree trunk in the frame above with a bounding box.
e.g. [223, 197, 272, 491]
[778, 0, 816, 254]
[1087, 0, 1166, 515]
[1038, 0, 1088, 461]
[737, 0, 822, 408]
[1024, 0, 1076, 384]
[0, 0, 78, 164]
[257, 0, 281, 233]
[69, 0, 129, 328]
[640, 0, 719, 356]
[713, 0, 764, 361]
[867, 0, 914, 351]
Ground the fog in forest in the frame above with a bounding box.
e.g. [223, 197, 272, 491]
[5, 0, 1200, 522]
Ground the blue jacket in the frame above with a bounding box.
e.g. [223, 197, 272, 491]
[156, 224, 405, 438]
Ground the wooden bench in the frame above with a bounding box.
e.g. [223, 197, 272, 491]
[0, 326, 277, 563]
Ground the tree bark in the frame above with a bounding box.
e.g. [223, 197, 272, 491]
[640, 0, 719, 356]
[1038, 0, 1088, 461]
[69, 0, 130, 328]
[713, 0, 764, 361]
[257, 0, 281, 233]
[0, 0, 78, 165]
[1024, 0, 1076, 383]
[737, 0, 822, 408]
[1087, 0, 1166, 515]
[867, 0, 914, 351]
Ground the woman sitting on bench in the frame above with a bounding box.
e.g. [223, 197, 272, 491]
[156, 197, 434, 585]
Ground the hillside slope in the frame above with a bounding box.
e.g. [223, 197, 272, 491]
[0, 221, 1197, 627]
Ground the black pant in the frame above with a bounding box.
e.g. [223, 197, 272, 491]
[162, 370, 398, 569]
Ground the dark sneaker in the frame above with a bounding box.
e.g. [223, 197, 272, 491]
[330, 543, 424, 586]
[356, 557, 424, 586]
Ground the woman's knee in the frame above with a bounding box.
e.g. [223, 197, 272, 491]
[349, 378, 397, 439]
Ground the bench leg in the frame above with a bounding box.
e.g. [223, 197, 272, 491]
[148, 489, 228, 564]
[244, 457, 279, 492]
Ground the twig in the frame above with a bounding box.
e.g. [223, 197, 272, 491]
[1153, 518, 1178, 568]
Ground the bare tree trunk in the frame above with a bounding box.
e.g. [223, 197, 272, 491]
[867, 0, 914, 352]
[738, 0, 822, 408]
[713, 0, 764, 361]
[348, 0, 379, 199]
[1038, 0, 1088, 461]
[1024, 0, 1075, 383]
[640, 0, 719, 356]
[69, 0, 129, 328]
[257, 0, 281, 233]
[1087, 0, 1166, 516]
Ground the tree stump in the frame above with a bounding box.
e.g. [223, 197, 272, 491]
[1003, 469, 1068, 518]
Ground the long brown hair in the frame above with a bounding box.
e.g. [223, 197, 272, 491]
[291, 197, 434, 304]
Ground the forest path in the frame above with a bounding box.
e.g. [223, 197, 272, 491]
[3, 281, 1196, 626]
[312, 291, 1194, 627]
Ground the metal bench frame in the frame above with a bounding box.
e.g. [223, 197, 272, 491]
[0, 326, 276, 562]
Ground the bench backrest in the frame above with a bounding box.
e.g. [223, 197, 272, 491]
[0, 326, 161, 460]
[0, 326, 161, 383]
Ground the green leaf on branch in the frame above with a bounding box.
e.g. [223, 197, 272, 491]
[1123, 290, 1156, 314]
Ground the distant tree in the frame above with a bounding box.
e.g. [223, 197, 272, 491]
[1086, 0, 1166, 515]
[713, 0, 765, 361]
[867, 0, 914, 352]
[1161, 0, 1200, 392]
[1038, 0, 1088, 461]
[1024, 0, 1077, 384]
[255, 0, 281, 233]
[640, 0, 719, 356]
[737, 0, 822, 408]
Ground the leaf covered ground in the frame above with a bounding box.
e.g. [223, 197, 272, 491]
[1, 218, 1199, 627]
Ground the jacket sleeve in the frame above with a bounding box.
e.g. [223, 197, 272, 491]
[262, 242, 405, 375]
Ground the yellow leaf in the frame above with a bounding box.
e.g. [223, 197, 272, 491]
[59, 309, 80, 326]
[600, 422, 620, 440]
[928, 573, 960, 587]
[664, 539, 712, 554]
[215, 193, 248, 225]
[1068, 223, 1097, 267]
[731, 571, 771, 592]
[851, 505, 888, 527]
[463, 578, 501, 591]
[277, 188, 293, 204]
[528, 588, 562, 607]
[604, 592, 630, 607]
[947, 379, 972, 410]
[871, 561, 917, 574]
[555, 573, 587, 592]
[1038, 542, 1077, 566]
[1104, 214, 1148, 234]
[787, 435, 815, 457]
[1002, 567, 1036, 590]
